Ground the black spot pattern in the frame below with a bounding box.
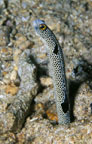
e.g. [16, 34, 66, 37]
[53, 44, 58, 54]
[61, 102, 69, 113]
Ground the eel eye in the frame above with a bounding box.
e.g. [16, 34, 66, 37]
[39, 24, 47, 30]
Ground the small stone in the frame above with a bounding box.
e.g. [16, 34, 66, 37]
[14, 35, 34, 50]
[21, 16, 30, 22]
[13, 49, 21, 63]
[3, 73, 11, 84]
[3, 78, 11, 84]
[34, 103, 45, 116]
[10, 70, 17, 81]
[0, 31, 7, 46]
[19, 40, 32, 50]
[17, 132, 25, 144]
[40, 77, 53, 86]
[2, 71, 8, 76]
[5, 83, 19, 96]
[57, 22, 61, 33]
[14, 66, 18, 71]
[49, 23, 56, 30]
[35, 103, 45, 111]
[1, 48, 8, 53]
[37, 53, 47, 59]
[15, 36, 27, 46]
[73, 37, 79, 44]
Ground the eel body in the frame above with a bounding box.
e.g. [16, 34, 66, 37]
[33, 19, 70, 124]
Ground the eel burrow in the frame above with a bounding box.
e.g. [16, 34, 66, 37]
[33, 19, 70, 124]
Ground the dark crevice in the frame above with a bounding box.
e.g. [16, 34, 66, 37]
[20, 100, 35, 130]
[69, 80, 83, 122]
[29, 55, 49, 80]
[28, 54, 49, 94]
[84, 2, 89, 11]
[69, 58, 92, 122]
[11, 99, 36, 133]
[4, 0, 8, 8]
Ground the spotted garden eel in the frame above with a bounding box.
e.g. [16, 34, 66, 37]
[33, 19, 70, 124]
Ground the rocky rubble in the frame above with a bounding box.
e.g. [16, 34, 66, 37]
[0, 0, 92, 143]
